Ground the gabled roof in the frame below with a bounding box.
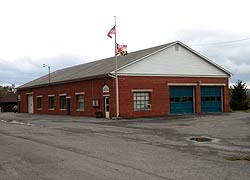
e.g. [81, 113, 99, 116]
[0, 92, 17, 103]
[17, 41, 231, 90]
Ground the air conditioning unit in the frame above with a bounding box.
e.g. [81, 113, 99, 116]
[146, 104, 152, 109]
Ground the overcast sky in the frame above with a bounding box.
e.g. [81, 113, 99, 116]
[1, 0, 250, 87]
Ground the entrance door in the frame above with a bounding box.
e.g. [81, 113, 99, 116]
[104, 97, 110, 118]
[27, 95, 34, 114]
[67, 97, 71, 115]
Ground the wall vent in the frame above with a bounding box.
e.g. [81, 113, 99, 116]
[175, 44, 179, 51]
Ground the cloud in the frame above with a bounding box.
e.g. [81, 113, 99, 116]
[0, 54, 85, 86]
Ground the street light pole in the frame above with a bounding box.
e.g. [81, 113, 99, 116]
[43, 64, 51, 85]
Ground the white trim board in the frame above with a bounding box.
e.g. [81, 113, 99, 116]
[131, 89, 153, 92]
[168, 83, 197, 86]
[200, 83, 226, 86]
[117, 73, 229, 78]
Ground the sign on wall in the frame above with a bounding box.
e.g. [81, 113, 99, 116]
[103, 85, 110, 93]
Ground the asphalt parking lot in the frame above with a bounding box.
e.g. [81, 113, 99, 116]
[0, 112, 249, 180]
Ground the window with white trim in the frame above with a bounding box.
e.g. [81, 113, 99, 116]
[76, 94, 84, 110]
[133, 92, 151, 110]
[60, 96, 66, 109]
[37, 97, 42, 109]
[49, 96, 54, 109]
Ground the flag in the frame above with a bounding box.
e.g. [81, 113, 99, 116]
[117, 43, 127, 54]
[120, 50, 128, 56]
[107, 26, 116, 38]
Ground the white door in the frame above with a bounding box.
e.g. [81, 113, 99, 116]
[28, 95, 34, 114]
[104, 97, 110, 119]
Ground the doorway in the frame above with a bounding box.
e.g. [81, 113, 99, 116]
[104, 97, 110, 118]
[67, 97, 71, 115]
[27, 95, 34, 114]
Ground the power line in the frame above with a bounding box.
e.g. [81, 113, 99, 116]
[191, 37, 250, 46]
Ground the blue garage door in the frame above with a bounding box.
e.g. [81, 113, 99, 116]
[170, 86, 194, 114]
[201, 86, 222, 112]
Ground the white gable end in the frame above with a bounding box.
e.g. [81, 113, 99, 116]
[118, 45, 229, 77]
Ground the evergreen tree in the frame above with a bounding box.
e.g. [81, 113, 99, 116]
[230, 80, 249, 110]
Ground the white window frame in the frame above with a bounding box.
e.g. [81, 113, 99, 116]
[133, 91, 152, 111]
[48, 95, 55, 110]
[59, 95, 67, 110]
[37, 96, 43, 110]
[76, 94, 84, 111]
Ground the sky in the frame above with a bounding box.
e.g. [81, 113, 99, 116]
[0, 0, 250, 88]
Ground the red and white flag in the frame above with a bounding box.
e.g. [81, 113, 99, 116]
[107, 26, 116, 38]
[117, 44, 127, 54]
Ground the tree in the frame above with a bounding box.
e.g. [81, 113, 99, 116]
[0, 85, 15, 97]
[230, 80, 250, 110]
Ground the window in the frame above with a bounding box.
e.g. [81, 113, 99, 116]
[76, 95, 84, 110]
[170, 97, 193, 102]
[48, 96, 54, 109]
[133, 92, 151, 110]
[37, 97, 42, 109]
[201, 96, 221, 101]
[60, 96, 66, 109]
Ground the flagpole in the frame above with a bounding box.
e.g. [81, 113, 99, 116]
[114, 16, 119, 118]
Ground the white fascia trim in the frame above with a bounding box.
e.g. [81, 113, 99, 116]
[200, 83, 226, 86]
[48, 94, 55, 97]
[132, 89, 153, 92]
[168, 83, 197, 86]
[76, 109, 84, 112]
[108, 73, 116, 78]
[103, 94, 110, 97]
[26, 92, 33, 95]
[75, 92, 85, 95]
[117, 73, 229, 78]
[176, 41, 233, 76]
[59, 93, 66, 96]
[110, 42, 177, 74]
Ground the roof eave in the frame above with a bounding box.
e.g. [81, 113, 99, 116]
[17, 74, 110, 91]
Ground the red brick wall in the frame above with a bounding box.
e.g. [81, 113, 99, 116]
[17, 77, 116, 117]
[118, 76, 229, 118]
[18, 76, 230, 118]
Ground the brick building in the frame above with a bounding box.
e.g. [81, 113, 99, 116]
[17, 41, 231, 118]
[0, 92, 17, 112]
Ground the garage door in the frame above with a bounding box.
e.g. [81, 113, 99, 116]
[201, 86, 222, 112]
[170, 86, 194, 114]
